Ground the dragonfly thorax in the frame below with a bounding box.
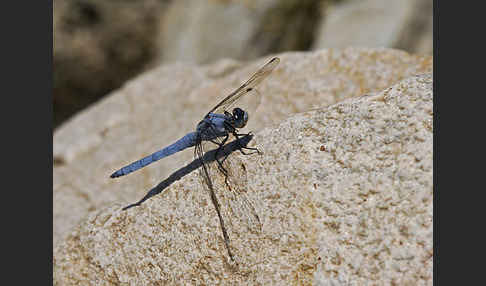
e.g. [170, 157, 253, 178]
[231, 107, 248, 129]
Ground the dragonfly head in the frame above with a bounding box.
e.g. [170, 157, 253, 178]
[232, 107, 248, 129]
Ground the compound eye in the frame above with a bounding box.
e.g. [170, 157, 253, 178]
[232, 108, 248, 128]
[233, 108, 243, 118]
[242, 111, 248, 126]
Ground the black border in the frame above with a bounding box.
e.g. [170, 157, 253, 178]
[49, 0, 54, 283]
[5, 0, 52, 283]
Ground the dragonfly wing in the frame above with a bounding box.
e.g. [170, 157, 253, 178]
[208, 57, 279, 116]
[197, 131, 262, 233]
[219, 160, 262, 233]
[195, 127, 262, 262]
[195, 130, 236, 261]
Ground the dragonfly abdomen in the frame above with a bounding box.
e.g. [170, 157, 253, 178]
[110, 132, 198, 178]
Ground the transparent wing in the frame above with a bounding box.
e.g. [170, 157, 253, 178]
[194, 132, 234, 260]
[199, 137, 262, 231]
[207, 57, 280, 116]
[194, 127, 262, 261]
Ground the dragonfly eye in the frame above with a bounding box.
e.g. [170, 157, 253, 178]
[232, 107, 248, 128]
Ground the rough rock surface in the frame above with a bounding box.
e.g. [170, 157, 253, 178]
[54, 72, 432, 285]
[53, 48, 431, 249]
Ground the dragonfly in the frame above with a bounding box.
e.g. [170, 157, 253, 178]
[110, 57, 280, 261]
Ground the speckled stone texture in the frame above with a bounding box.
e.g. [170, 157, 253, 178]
[53, 48, 432, 249]
[53, 52, 432, 283]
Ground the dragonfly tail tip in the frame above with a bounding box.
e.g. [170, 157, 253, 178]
[110, 171, 120, 178]
[122, 202, 140, 211]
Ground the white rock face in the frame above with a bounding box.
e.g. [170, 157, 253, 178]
[54, 49, 432, 285]
[313, 0, 433, 55]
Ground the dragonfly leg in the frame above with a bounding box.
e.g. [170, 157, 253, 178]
[205, 124, 231, 186]
[215, 149, 234, 189]
[233, 131, 262, 155]
[213, 136, 233, 188]
[220, 152, 230, 165]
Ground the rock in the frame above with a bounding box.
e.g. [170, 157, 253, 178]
[312, 0, 433, 55]
[53, 48, 431, 248]
[54, 72, 433, 285]
[405, 0, 433, 55]
[54, 0, 432, 128]
[156, 0, 325, 65]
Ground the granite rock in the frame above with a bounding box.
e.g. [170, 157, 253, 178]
[54, 72, 432, 285]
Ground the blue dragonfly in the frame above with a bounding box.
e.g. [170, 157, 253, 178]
[110, 57, 280, 261]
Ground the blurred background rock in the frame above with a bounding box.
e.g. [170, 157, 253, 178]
[53, 0, 432, 129]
